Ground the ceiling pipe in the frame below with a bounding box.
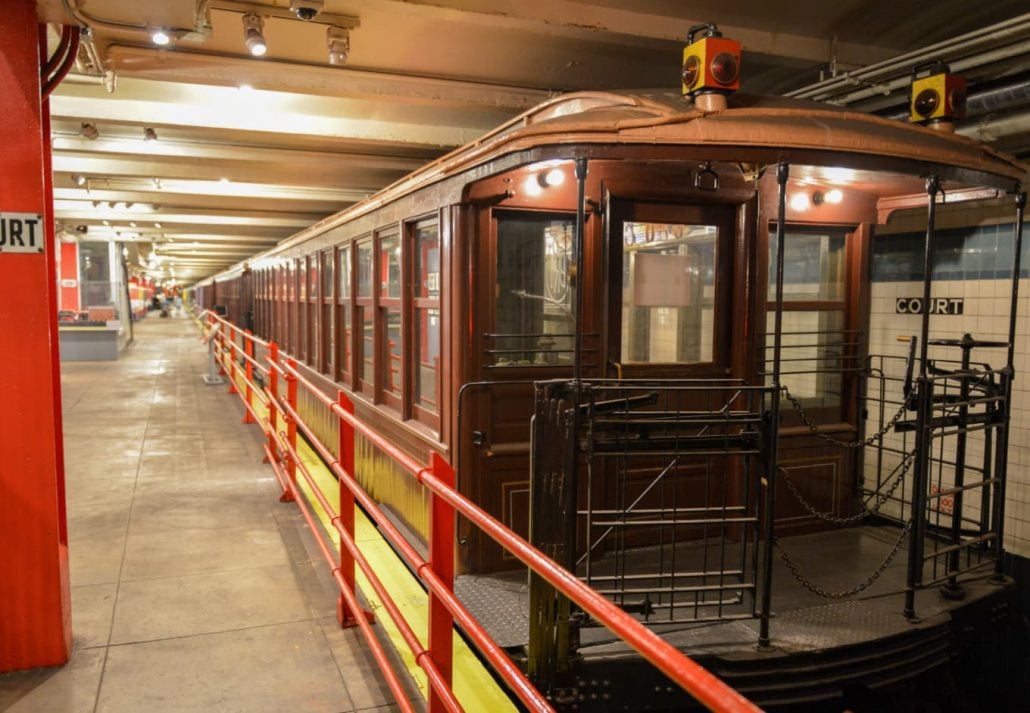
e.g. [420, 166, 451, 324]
[823, 40, 1030, 107]
[958, 109, 1030, 144]
[788, 13, 1030, 100]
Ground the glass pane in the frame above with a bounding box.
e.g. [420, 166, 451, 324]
[339, 247, 351, 299]
[322, 251, 334, 298]
[338, 304, 351, 378]
[297, 258, 306, 300]
[768, 231, 846, 301]
[621, 222, 717, 364]
[766, 309, 845, 408]
[357, 242, 372, 298]
[358, 305, 373, 386]
[415, 307, 440, 412]
[324, 304, 334, 375]
[309, 259, 318, 299]
[380, 234, 401, 298]
[415, 223, 440, 299]
[494, 214, 575, 366]
[382, 307, 402, 398]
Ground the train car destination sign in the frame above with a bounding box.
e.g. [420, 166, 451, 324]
[0, 213, 44, 253]
[896, 297, 964, 315]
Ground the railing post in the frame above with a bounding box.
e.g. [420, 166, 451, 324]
[227, 325, 239, 395]
[336, 390, 370, 627]
[427, 451, 455, 713]
[285, 359, 299, 498]
[243, 329, 256, 424]
[217, 320, 227, 376]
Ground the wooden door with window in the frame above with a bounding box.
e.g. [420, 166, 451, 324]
[767, 224, 869, 533]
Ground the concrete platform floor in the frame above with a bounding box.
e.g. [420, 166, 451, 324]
[0, 315, 401, 713]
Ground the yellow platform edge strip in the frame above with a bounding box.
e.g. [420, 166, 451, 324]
[205, 327, 516, 712]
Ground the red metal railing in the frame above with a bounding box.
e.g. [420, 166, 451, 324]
[200, 310, 761, 713]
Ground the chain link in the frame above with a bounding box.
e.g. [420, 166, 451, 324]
[774, 520, 913, 599]
[778, 450, 915, 526]
[781, 384, 909, 449]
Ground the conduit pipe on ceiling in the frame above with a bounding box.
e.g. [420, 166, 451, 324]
[788, 13, 1030, 100]
[958, 110, 1030, 144]
[825, 40, 1030, 107]
[59, 0, 206, 40]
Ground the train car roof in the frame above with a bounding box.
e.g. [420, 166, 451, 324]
[222, 89, 1027, 277]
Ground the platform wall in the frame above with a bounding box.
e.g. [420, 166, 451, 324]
[863, 209, 1030, 558]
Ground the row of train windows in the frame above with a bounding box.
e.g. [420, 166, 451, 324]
[253, 219, 441, 429]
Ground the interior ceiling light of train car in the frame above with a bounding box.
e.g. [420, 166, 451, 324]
[149, 28, 170, 46]
[242, 13, 267, 57]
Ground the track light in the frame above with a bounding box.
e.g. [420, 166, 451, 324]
[327, 26, 349, 65]
[143, 127, 158, 141]
[71, 173, 87, 187]
[79, 122, 99, 140]
[150, 28, 171, 46]
[242, 14, 267, 57]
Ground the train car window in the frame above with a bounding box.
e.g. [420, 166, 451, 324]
[380, 234, 402, 299]
[493, 213, 575, 366]
[621, 221, 717, 365]
[322, 250, 334, 376]
[378, 231, 402, 408]
[308, 255, 319, 368]
[412, 221, 440, 421]
[766, 228, 849, 412]
[298, 257, 308, 362]
[356, 240, 374, 396]
[338, 246, 353, 385]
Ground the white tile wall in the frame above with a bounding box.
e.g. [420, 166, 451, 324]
[867, 278, 1029, 556]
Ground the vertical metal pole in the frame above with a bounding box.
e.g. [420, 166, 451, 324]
[264, 341, 280, 466]
[427, 452, 455, 713]
[572, 158, 588, 387]
[285, 359, 299, 495]
[904, 174, 940, 620]
[942, 335, 972, 598]
[758, 161, 789, 649]
[992, 191, 1026, 579]
[336, 390, 359, 626]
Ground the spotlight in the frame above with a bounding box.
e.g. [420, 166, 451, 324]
[143, 127, 158, 141]
[789, 192, 810, 212]
[242, 14, 268, 57]
[79, 122, 99, 140]
[825, 188, 843, 204]
[150, 28, 171, 46]
[542, 168, 565, 187]
[71, 173, 87, 187]
[327, 26, 349, 65]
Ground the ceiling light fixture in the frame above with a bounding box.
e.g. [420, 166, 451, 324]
[71, 174, 87, 187]
[327, 26, 349, 65]
[143, 127, 158, 141]
[150, 28, 171, 46]
[242, 14, 268, 57]
[79, 122, 99, 140]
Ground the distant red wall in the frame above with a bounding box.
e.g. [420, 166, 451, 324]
[59, 240, 79, 311]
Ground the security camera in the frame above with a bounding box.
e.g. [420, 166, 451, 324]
[289, 0, 323, 21]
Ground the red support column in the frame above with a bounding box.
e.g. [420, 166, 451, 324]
[335, 390, 372, 628]
[0, 2, 73, 671]
[426, 452, 455, 713]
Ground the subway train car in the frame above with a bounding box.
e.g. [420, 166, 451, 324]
[195, 43, 1029, 708]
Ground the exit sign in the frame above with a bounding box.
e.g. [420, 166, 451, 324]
[0, 213, 44, 253]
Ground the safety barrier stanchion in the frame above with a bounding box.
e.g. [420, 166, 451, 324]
[427, 452, 455, 713]
[202, 315, 225, 386]
[227, 325, 239, 395]
[243, 329, 256, 424]
[336, 390, 371, 627]
[285, 358, 299, 495]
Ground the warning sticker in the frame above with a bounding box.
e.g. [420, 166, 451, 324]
[0, 213, 44, 253]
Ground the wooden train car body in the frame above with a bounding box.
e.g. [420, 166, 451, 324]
[194, 91, 1025, 575]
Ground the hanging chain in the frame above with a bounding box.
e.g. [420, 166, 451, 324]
[778, 449, 915, 526]
[781, 384, 909, 449]
[774, 520, 912, 599]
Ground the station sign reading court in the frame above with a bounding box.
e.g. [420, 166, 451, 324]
[0, 213, 44, 253]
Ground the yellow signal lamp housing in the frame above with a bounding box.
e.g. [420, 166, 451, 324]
[909, 60, 967, 125]
[682, 23, 741, 99]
